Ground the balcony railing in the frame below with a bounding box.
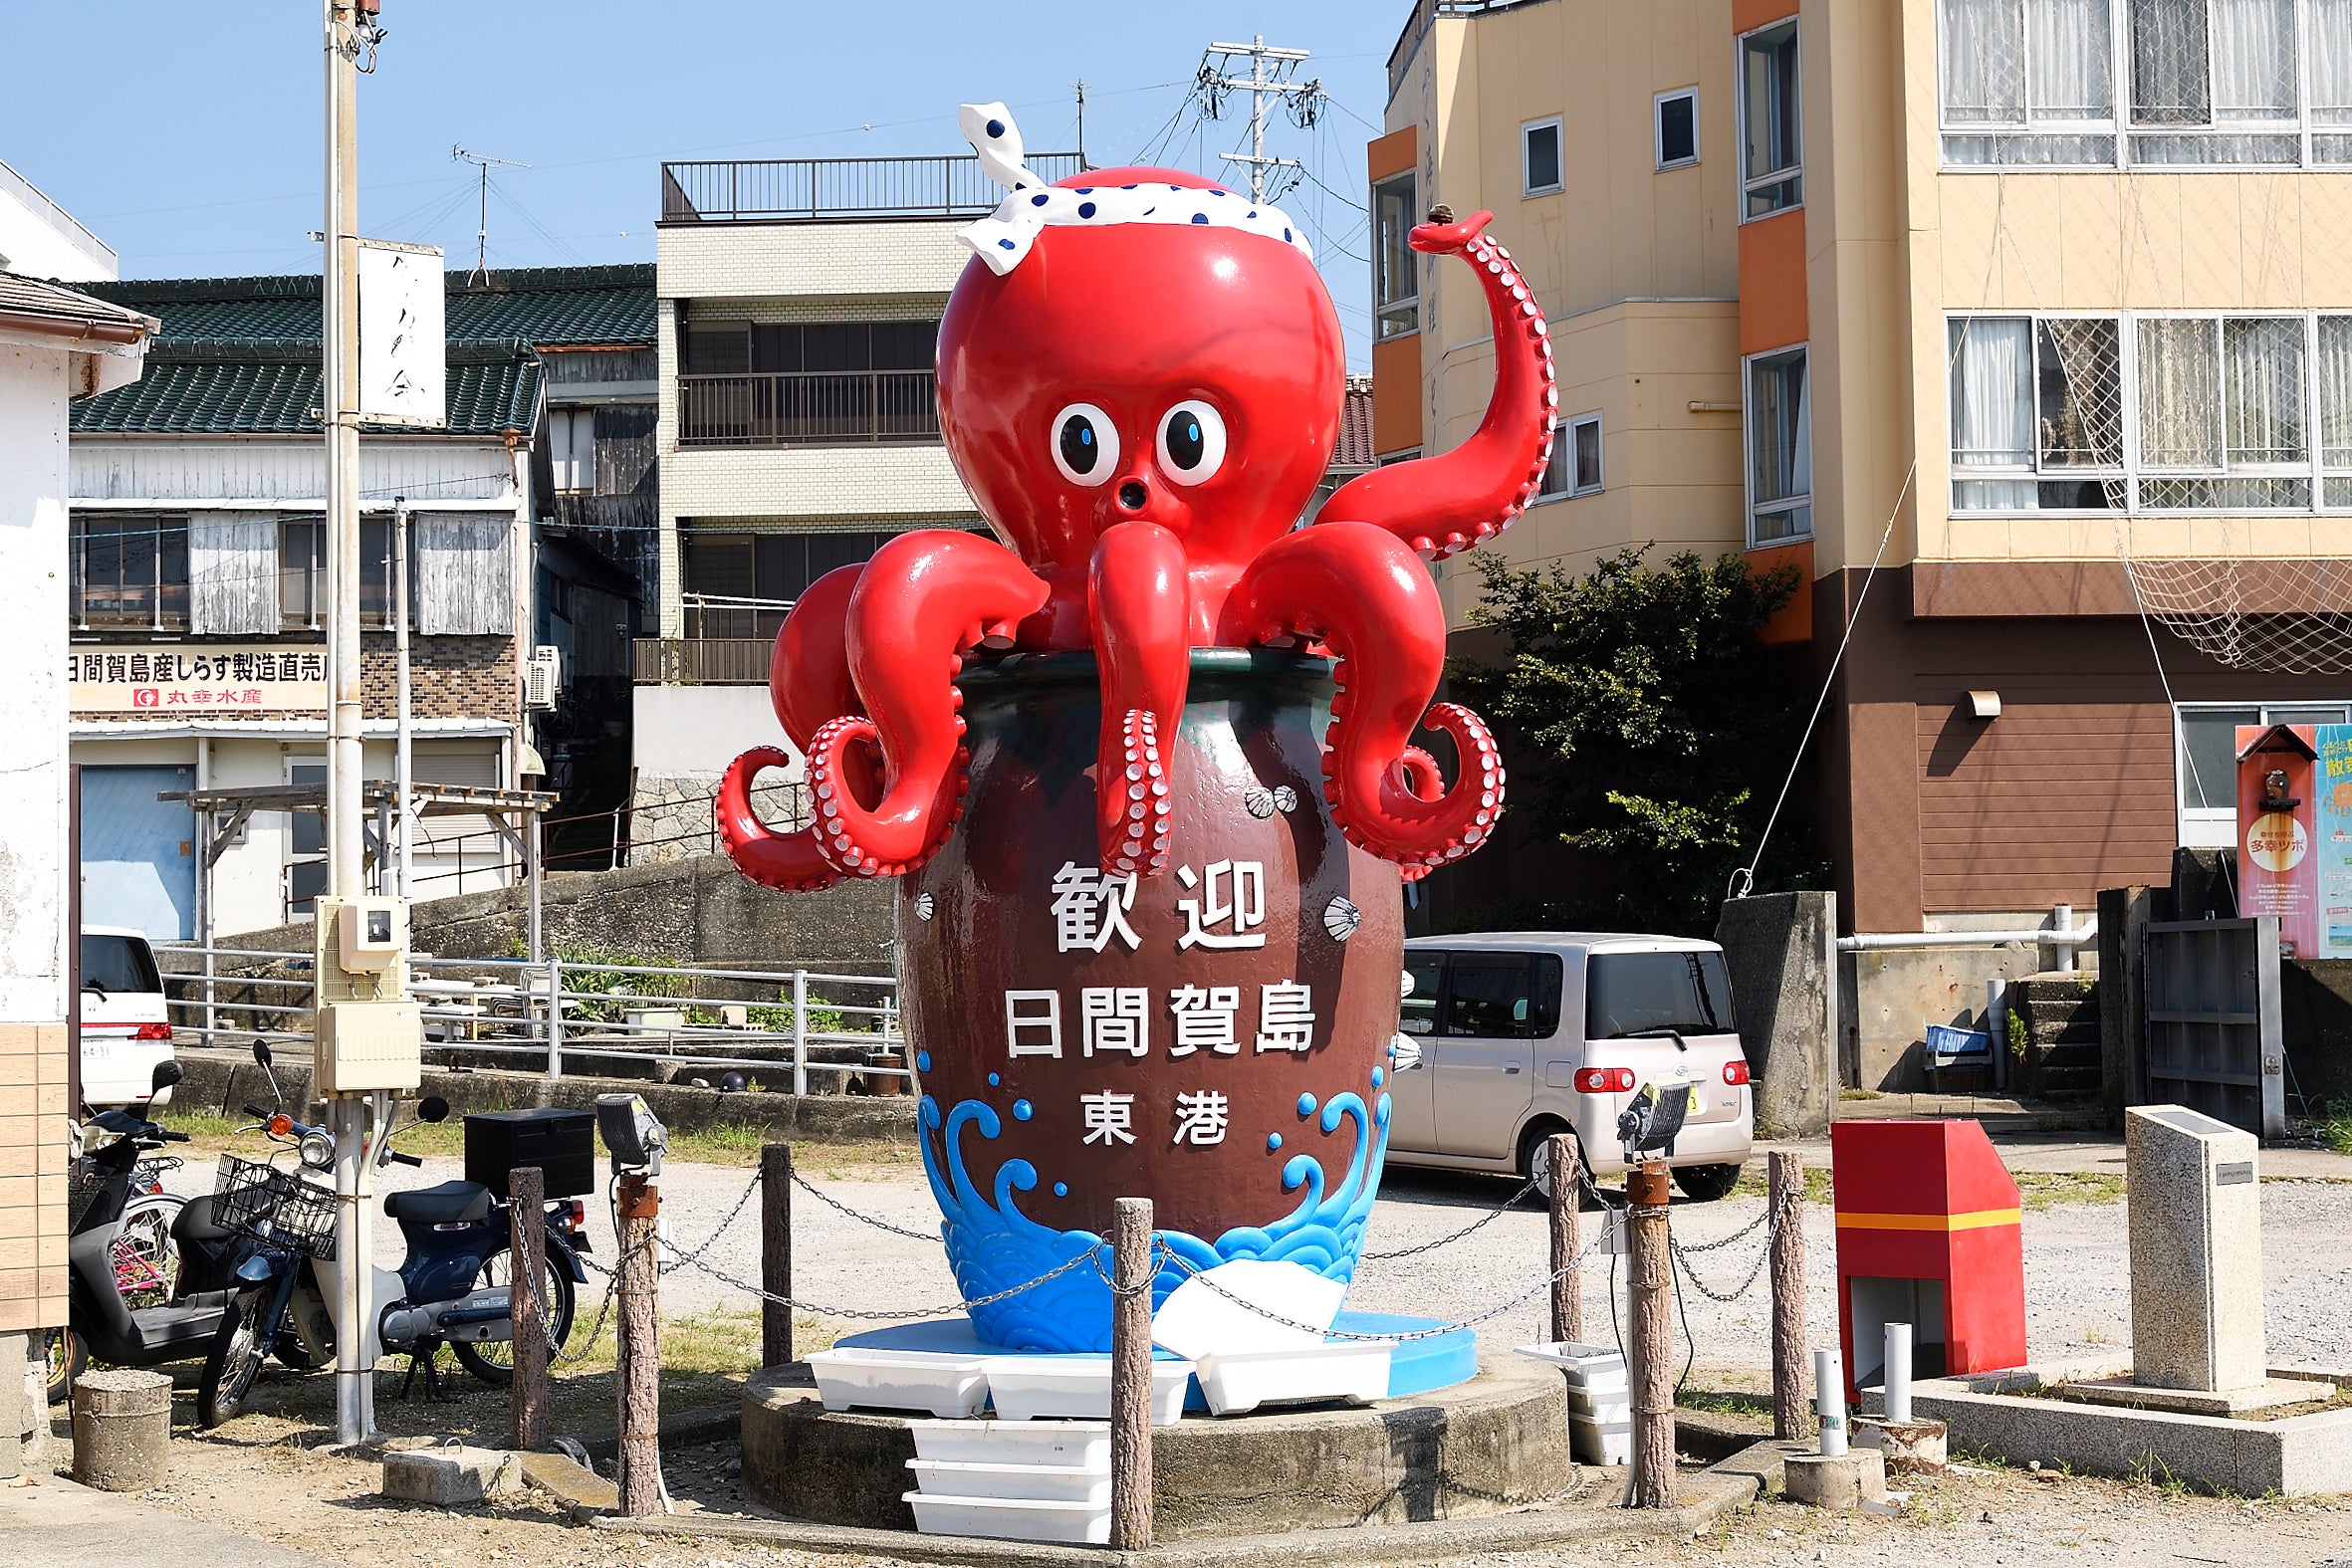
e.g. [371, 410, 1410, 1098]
[633, 637, 773, 686]
[678, 369, 939, 448]
[660, 152, 1086, 224]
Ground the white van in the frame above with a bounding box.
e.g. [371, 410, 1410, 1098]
[1388, 933, 1753, 1201]
[80, 927, 176, 1110]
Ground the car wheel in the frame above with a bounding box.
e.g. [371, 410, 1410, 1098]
[1519, 1124, 1591, 1207]
[1672, 1162, 1744, 1203]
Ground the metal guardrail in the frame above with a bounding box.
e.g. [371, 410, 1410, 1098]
[677, 368, 940, 448]
[660, 151, 1086, 224]
[631, 636, 772, 685]
[155, 946, 905, 1096]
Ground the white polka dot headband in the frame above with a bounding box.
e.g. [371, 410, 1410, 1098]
[956, 102, 1315, 277]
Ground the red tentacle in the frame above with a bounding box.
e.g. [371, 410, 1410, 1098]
[770, 563, 866, 749]
[1218, 521, 1507, 870]
[1313, 209, 1555, 562]
[1088, 522, 1187, 877]
[717, 747, 844, 893]
[815, 531, 1050, 878]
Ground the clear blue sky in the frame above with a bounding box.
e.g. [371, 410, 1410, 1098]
[0, 1, 1398, 365]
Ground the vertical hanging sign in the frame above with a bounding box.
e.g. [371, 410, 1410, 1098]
[356, 238, 444, 427]
[2236, 724, 2320, 959]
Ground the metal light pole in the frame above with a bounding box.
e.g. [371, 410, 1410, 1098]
[323, 0, 372, 1447]
[393, 497, 412, 898]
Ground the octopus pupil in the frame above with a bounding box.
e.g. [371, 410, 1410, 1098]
[1167, 412, 1204, 469]
[1060, 415, 1097, 474]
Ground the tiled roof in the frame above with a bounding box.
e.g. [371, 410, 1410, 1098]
[0, 272, 156, 337]
[79, 264, 653, 348]
[1332, 374, 1376, 471]
[71, 336, 542, 436]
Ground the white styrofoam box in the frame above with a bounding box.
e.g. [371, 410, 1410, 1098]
[1566, 1387, 1633, 1423]
[1193, 1340, 1396, 1416]
[1150, 1259, 1345, 1360]
[1515, 1341, 1629, 1392]
[906, 1419, 1111, 1468]
[903, 1490, 1112, 1545]
[807, 1348, 991, 1418]
[981, 1355, 1195, 1425]
[1569, 1411, 1633, 1466]
[906, 1459, 1112, 1505]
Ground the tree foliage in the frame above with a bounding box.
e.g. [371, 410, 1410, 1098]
[1444, 547, 1821, 935]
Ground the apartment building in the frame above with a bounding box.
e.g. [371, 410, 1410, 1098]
[633, 150, 1082, 849]
[1379, 0, 2352, 969]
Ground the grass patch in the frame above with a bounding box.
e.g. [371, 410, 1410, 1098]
[155, 1107, 920, 1174]
[2013, 1171, 2126, 1211]
[1731, 1163, 1833, 1206]
[2317, 1103, 2352, 1156]
[1838, 1088, 1883, 1101]
[1679, 1387, 1773, 1423]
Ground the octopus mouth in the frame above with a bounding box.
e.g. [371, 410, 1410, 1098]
[1116, 479, 1148, 512]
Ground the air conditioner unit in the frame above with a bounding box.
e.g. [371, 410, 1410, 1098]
[525, 644, 562, 711]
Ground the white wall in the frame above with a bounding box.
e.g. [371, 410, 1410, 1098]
[0, 343, 71, 1023]
[0, 159, 117, 282]
[71, 438, 519, 505]
[632, 684, 797, 778]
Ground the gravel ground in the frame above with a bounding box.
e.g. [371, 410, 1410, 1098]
[161, 1140, 2352, 1380]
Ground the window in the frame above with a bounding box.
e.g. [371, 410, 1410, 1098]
[1585, 950, 1737, 1040]
[547, 407, 594, 494]
[1656, 89, 1701, 168]
[1523, 116, 1564, 196]
[681, 528, 916, 637]
[1372, 172, 1420, 338]
[1741, 20, 1803, 216]
[1441, 953, 1565, 1039]
[285, 758, 327, 920]
[73, 516, 188, 629]
[2176, 700, 2352, 845]
[279, 518, 407, 628]
[1746, 346, 1813, 543]
[1538, 413, 1604, 500]
[1941, 0, 2352, 165]
[1401, 952, 1447, 1037]
[1949, 311, 2352, 512]
[678, 316, 944, 447]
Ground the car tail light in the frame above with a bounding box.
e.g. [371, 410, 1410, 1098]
[1723, 1060, 1752, 1086]
[1573, 1066, 1636, 1094]
[132, 1022, 173, 1041]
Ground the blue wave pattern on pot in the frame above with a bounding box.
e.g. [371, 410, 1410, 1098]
[919, 1088, 1392, 1351]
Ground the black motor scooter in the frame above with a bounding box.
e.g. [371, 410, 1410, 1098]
[57, 1061, 261, 1394]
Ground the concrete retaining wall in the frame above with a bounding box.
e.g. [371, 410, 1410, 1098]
[1712, 892, 1837, 1138]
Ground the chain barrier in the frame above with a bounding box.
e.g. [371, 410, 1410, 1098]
[1359, 1177, 1539, 1260]
[669, 1239, 1106, 1321]
[1667, 1181, 1800, 1304]
[789, 1167, 942, 1243]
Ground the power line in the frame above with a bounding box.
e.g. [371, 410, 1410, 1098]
[451, 146, 531, 284]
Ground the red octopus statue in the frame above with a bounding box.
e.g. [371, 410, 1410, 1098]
[719, 105, 1555, 893]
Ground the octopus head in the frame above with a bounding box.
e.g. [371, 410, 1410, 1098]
[937, 166, 1346, 579]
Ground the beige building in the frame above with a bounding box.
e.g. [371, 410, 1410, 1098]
[1379, 0, 2352, 975]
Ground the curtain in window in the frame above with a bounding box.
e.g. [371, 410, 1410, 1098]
[2317, 318, 2352, 467]
[1751, 352, 1811, 504]
[2212, 0, 2296, 117]
[2139, 317, 2225, 466]
[2224, 318, 2306, 463]
[1943, 0, 2026, 121]
[2030, 0, 2115, 116]
[1950, 319, 2035, 466]
[2132, 0, 2212, 123]
[188, 516, 278, 635]
[2313, 0, 2352, 120]
[416, 516, 515, 635]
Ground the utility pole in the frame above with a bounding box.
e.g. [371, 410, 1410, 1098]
[1074, 80, 1088, 169]
[392, 496, 411, 898]
[1201, 36, 1319, 204]
[323, 0, 371, 1448]
[451, 145, 530, 286]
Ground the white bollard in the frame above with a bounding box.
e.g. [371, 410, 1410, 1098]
[1814, 1349, 1847, 1456]
[1884, 1322, 1913, 1424]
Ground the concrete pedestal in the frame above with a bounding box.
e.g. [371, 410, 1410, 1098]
[1783, 1448, 1888, 1509]
[1853, 1416, 1947, 1473]
[2126, 1106, 2265, 1397]
[70, 1369, 172, 1492]
[381, 1444, 522, 1504]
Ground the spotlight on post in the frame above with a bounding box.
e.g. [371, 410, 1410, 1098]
[596, 1092, 667, 1178]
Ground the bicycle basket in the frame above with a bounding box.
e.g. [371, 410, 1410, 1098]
[213, 1153, 338, 1259]
[66, 1159, 109, 1230]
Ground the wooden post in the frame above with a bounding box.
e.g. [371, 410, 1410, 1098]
[761, 1142, 794, 1368]
[508, 1165, 548, 1453]
[615, 1174, 662, 1517]
[1109, 1197, 1154, 1551]
[1547, 1131, 1582, 1345]
[1768, 1149, 1812, 1442]
[1626, 1159, 1676, 1508]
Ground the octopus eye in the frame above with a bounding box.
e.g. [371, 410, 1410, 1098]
[1050, 402, 1119, 487]
[1155, 400, 1227, 487]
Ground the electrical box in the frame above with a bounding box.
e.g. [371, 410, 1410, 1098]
[464, 1108, 597, 1200]
[312, 895, 417, 1092]
[316, 999, 422, 1094]
[338, 896, 407, 974]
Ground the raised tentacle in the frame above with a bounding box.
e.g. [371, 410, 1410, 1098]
[1314, 209, 1555, 562]
[720, 570, 875, 895]
[1217, 521, 1506, 871]
[1087, 522, 1188, 878]
[813, 531, 1051, 878]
